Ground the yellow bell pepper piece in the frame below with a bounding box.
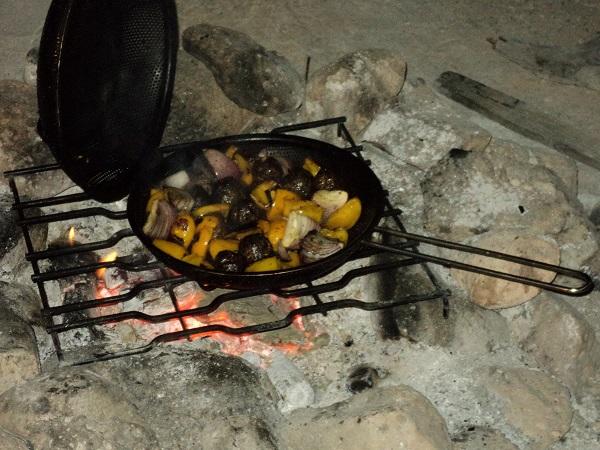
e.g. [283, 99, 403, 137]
[146, 189, 165, 212]
[251, 180, 278, 207]
[153, 239, 186, 260]
[245, 256, 282, 273]
[281, 251, 301, 269]
[191, 215, 220, 261]
[170, 212, 196, 249]
[208, 239, 240, 260]
[267, 189, 300, 221]
[266, 218, 287, 248]
[282, 200, 324, 224]
[319, 228, 349, 245]
[192, 203, 229, 219]
[234, 228, 261, 240]
[226, 146, 253, 186]
[325, 197, 362, 230]
[303, 158, 321, 177]
[257, 219, 271, 234]
[182, 254, 204, 266]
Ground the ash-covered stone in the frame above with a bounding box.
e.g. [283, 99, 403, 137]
[182, 24, 303, 116]
[0, 368, 158, 449]
[23, 47, 37, 86]
[280, 385, 451, 450]
[304, 49, 406, 140]
[478, 366, 573, 450]
[360, 82, 491, 172]
[346, 364, 379, 394]
[93, 348, 280, 449]
[450, 230, 560, 309]
[510, 293, 600, 398]
[0, 308, 39, 394]
[0, 281, 41, 325]
[452, 427, 518, 450]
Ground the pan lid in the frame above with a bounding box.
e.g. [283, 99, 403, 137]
[37, 0, 178, 203]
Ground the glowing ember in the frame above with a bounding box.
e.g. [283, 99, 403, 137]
[67, 226, 76, 246]
[96, 251, 118, 280]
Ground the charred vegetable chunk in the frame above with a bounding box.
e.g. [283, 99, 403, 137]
[191, 215, 221, 261]
[239, 234, 273, 265]
[303, 158, 321, 177]
[253, 156, 284, 183]
[313, 168, 340, 191]
[282, 168, 313, 198]
[214, 250, 246, 272]
[211, 177, 248, 205]
[209, 239, 240, 260]
[227, 199, 261, 231]
[170, 212, 195, 249]
[251, 180, 278, 207]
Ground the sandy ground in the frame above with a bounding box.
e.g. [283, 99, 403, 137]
[3, 0, 600, 152]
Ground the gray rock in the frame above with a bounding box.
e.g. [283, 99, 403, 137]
[421, 138, 597, 267]
[361, 83, 491, 172]
[479, 366, 573, 450]
[23, 47, 37, 86]
[0, 309, 39, 394]
[182, 24, 303, 116]
[162, 50, 260, 145]
[200, 415, 278, 450]
[513, 293, 600, 398]
[0, 368, 158, 449]
[93, 348, 280, 449]
[450, 230, 560, 309]
[280, 385, 451, 450]
[0, 282, 42, 325]
[304, 49, 406, 140]
[452, 427, 518, 450]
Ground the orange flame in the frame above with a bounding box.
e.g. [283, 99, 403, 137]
[96, 250, 118, 279]
[67, 226, 75, 246]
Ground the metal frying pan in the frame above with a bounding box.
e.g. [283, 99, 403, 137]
[127, 133, 594, 295]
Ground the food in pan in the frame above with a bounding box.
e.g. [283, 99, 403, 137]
[143, 146, 362, 273]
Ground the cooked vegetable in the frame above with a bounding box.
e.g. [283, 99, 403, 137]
[143, 199, 177, 240]
[164, 187, 195, 212]
[214, 250, 246, 272]
[163, 170, 190, 189]
[170, 212, 195, 248]
[281, 251, 301, 269]
[239, 234, 273, 264]
[312, 190, 348, 220]
[253, 156, 284, 183]
[226, 146, 253, 186]
[313, 168, 340, 191]
[191, 215, 221, 261]
[302, 158, 321, 177]
[182, 254, 204, 266]
[320, 228, 348, 245]
[325, 197, 362, 230]
[282, 200, 324, 224]
[227, 199, 261, 231]
[204, 149, 241, 180]
[282, 211, 319, 248]
[282, 168, 313, 198]
[146, 189, 166, 212]
[192, 203, 230, 219]
[251, 180, 278, 207]
[267, 189, 300, 221]
[211, 177, 248, 205]
[245, 256, 282, 272]
[209, 239, 239, 260]
[266, 218, 287, 249]
[301, 231, 344, 263]
[153, 239, 186, 259]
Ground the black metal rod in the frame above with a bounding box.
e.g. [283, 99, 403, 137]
[26, 228, 135, 261]
[12, 192, 90, 210]
[4, 162, 61, 176]
[46, 259, 425, 332]
[18, 207, 127, 226]
[72, 290, 447, 365]
[370, 227, 594, 296]
[270, 117, 347, 134]
[32, 260, 162, 283]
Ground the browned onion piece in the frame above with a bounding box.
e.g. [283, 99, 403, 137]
[143, 199, 177, 240]
[301, 231, 344, 263]
[204, 149, 241, 180]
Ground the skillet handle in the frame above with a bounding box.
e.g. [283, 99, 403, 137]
[364, 226, 594, 297]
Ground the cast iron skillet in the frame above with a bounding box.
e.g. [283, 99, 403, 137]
[128, 133, 386, 290]
[127, 133, 594, 295]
